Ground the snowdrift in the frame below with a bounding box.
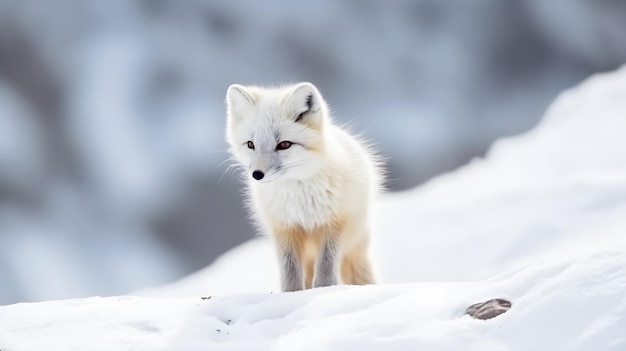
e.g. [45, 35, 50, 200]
[2, 66, 626, 350]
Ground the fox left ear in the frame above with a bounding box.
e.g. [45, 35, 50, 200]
[288, 82, 323, 122]
[226, 84, 256, 122]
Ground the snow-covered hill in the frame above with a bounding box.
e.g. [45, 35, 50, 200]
[2, 66, 626, 350]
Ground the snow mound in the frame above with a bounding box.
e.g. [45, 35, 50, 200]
[3, 66, 626, 350]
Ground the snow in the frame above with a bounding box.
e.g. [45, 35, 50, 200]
[2, 67, 626, 350]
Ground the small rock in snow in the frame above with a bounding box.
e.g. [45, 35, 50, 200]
[466, 298, 512, 320]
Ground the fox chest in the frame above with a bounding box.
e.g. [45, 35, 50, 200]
[254, 180, 341, 231]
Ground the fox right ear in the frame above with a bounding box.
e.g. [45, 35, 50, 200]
[226, 84, 255, 120]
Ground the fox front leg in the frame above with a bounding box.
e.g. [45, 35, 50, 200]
[279, 245, 304, 292]
[313, 237, 339, 288]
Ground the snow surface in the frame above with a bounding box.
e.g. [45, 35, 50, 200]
[2, 67, 626, 350]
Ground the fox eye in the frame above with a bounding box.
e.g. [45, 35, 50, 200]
[247, 141, 255, 150]
[276, 141, 293, 150]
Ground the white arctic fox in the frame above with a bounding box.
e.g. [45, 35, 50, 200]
[225, 82, 384, 291]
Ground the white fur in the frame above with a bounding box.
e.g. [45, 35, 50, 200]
[225, 82, 383, 247]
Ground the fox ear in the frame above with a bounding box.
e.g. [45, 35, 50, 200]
[226, 84, 255, 121]
[288, 82, 323, 122]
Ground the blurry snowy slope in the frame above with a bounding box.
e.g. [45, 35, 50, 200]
[374, 65, 626, 283]
[2, 66, 626, 350]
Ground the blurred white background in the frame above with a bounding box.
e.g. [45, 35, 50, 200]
[0, 0, 625, 305]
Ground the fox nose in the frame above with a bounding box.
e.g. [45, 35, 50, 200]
[252, 170, 265, 180]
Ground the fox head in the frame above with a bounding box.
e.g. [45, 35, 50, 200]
[225, 82, 330, 183]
